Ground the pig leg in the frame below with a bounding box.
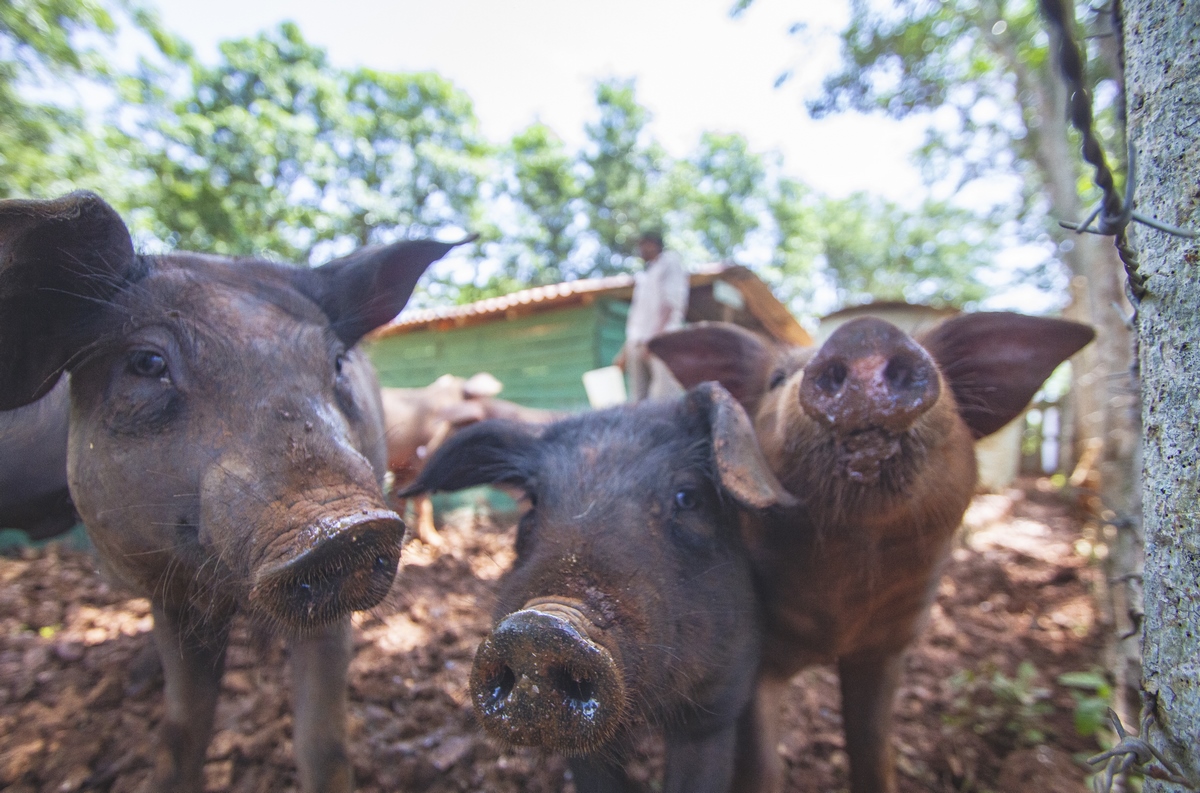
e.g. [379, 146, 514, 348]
[145, 605, 229, 793]
[838, 652, 904, 793]
[732, 675, 788, 793]
[414, 493, 443, 546]
[663, 722, 738, 793]
[291, 618, 354, 793]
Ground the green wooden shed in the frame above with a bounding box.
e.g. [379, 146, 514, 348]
[365, 264, 811, 410]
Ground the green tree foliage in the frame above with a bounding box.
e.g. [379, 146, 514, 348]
[671, 131, 767, 260]
[0, 0, 116, 197]
[6, 2, 1008, 319]
[130, 23, 489, 264]
[579, 78, 669, 275]
[487, 76, 987, 313]
[764, 176, 821, 303]
[818, 193, 993, 308]
[503, 122, 584, 286]
[807, 0, 1120, 240]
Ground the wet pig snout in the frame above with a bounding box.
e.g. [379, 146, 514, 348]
[249, 508, 404, 630]
[800, 318, 941, 433]
[469, 600, 626, 755]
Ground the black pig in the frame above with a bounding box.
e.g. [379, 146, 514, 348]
[406, 383, 795, 793]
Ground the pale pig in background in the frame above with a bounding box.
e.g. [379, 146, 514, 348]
[380, 373, 560, 545]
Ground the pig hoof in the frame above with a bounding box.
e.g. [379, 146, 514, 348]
[417, 524, 445, 547]
[469, 605, 625, 755]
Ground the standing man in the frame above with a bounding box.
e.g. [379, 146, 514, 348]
[614, 230, 689, 401]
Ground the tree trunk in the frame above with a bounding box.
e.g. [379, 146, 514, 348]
[1126, 1, 1200, 787]
[1037, 8, 1144, 728]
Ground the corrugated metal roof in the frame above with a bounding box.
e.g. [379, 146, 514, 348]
[373, 263, 729, 339]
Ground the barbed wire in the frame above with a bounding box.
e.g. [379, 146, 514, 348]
[1088, 699, 1196, 792]
[1039, 0, 1199, 303]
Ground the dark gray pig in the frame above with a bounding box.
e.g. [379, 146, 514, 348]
[0, 376, 76, 538]
[405, 383, 796, 793]
[0, 191, 468, 793]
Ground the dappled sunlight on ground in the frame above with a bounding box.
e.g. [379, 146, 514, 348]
[1, 483, 1103, 792]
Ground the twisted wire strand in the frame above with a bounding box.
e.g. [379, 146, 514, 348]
[1039, 0, 1198, 301]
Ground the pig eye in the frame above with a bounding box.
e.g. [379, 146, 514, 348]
[769, 369, 787, 389]
[674, 488, 698, 511]
[127, 350, 168, 380]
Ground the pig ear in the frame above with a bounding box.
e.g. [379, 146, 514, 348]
[399, 419, 538, 496]
[295, 234, 476, 348]
[650, 322, 776, 414]
[0, 191, 138, 410]
[920, 312, 1095, 439]
[689, 382, 798, 510]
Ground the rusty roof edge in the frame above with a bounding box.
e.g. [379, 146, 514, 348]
[716, 265, 813, 347]
[367, 262, 798, 341]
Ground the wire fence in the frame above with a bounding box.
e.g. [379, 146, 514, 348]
[1039, 0, 1197, 303]
[1037, 2, 1199, 789]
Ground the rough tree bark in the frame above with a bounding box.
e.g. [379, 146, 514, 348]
[1039, 5, 1143, 728]
[1126, 1, 1200, 787]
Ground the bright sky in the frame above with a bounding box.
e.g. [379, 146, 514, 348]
[148, 0, 929, 203]
[140, 0, 1054, 314]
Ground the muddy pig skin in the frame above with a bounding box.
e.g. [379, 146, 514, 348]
[405, 383, 796, 793]
[650, 314, 1094, 793]
[0, 191, 469, 793]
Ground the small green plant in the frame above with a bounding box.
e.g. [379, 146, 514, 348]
[1056, 670, 1113, 737]
[945, 660, 1053, 747]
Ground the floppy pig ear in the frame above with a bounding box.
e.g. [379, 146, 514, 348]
[920, 312, 1095, 439]
[688, 382, 797, 510]
[0, 191, 137, 410]
[650, 322, 777, 415]
[399, 419, 538, 497]
[295, 234, 476, 348]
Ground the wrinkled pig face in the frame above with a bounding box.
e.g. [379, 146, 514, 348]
[407, 384, 794, 755]
[0, 192, 467, 633]
[759, 318, 953, 493]
[650, 315, 1095, 508]
[67, 263, 401, 630]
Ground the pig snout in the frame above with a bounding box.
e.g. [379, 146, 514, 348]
[800, 318, 940, 434]
[469, 599, 626, 755]
[249, 507, 404, 629]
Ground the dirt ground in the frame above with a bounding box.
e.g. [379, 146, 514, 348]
[0, 480, 1108, 792]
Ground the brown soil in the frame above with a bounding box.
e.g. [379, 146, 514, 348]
[0, 481, 1106, 792]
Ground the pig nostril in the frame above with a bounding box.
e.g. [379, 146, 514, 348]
[485, 665, 517, 707]
[551, 666, 596, 705]
[815, 361, 847, 394]
[884, 357, 916, 391]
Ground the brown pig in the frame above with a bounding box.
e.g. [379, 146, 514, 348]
[380, 373, 560, 544]
[0, 191, 468, 793]
[650, 314, 1094, 793]
[404, 383, 795, 793]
